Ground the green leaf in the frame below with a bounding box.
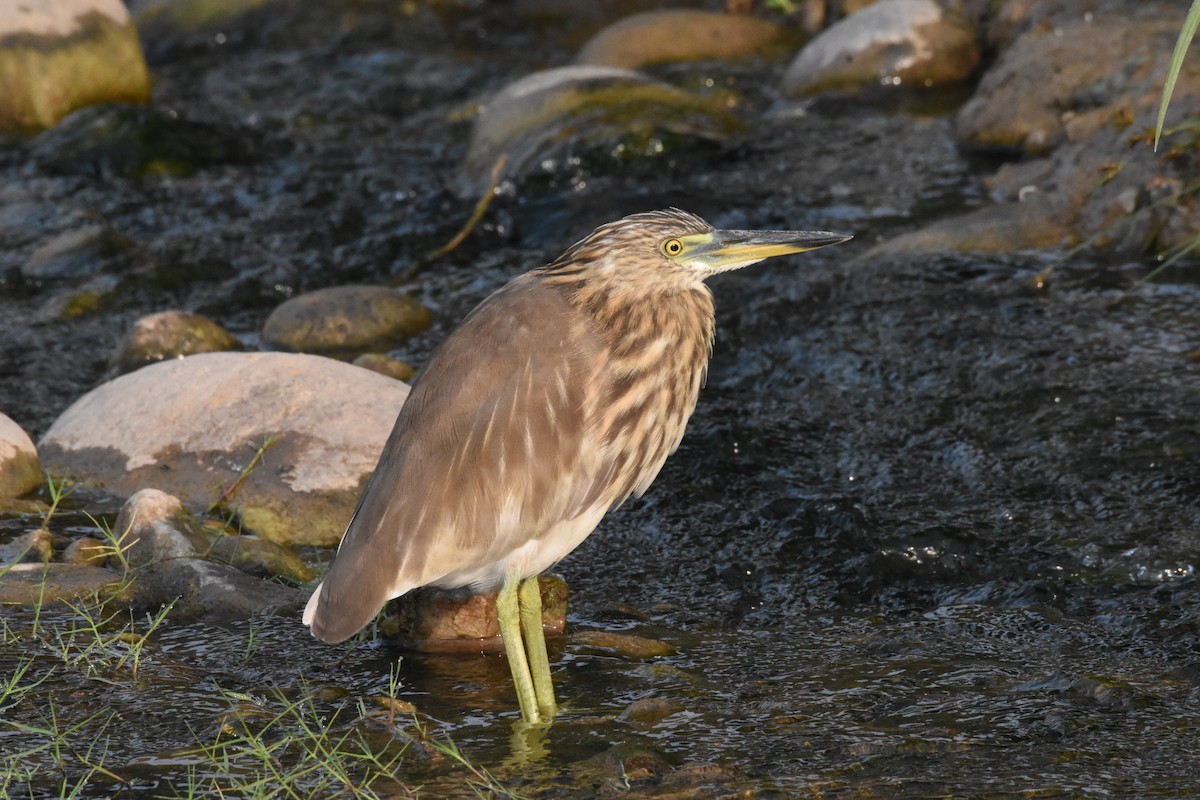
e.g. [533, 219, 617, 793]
[1156, 0, 1200, 151]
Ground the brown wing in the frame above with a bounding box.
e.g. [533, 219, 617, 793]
[306, 273, 607, 643]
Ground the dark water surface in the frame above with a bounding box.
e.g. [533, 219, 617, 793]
[2, 2, 1199, 797]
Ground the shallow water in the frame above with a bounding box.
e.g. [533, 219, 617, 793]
[2, 1, 1200, 797]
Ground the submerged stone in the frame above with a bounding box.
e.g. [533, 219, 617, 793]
[782, 0, 979, 96]
[618, 696, 686, 725]
[461, 65, 743, 194]
[576, 9, 783, 69]
[39, 352, 411, 546]
[31, 103, 284, 178]
[377, 574, 568, 652]
[262, 285, 431, 357]
[0, 0, 150, 132]
[573, 630, 677, 660]
[0, 412, 42, 499]
[109, 310, 243, 375]
[20, 224, 130, 280]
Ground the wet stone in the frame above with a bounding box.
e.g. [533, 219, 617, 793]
[377, 574, 568, 652]
[35, 274, 122, 322]
[125, 557, 308, 620]
[0, 563, 121, 605]
[20, 224, 131, 280]
[0, 0, 150, 132]
[461, 65, 743, 194]
[576, 9, 783, 69]
[262, 285, 431, 357]
[0, 412, 42, 499]
[0, 528, 54, 565]
[109, 310, 243, 375]
[30, 103, 284, 178]
[208, 534, 315, 583]
[574, 742, 673, 787]
[113, 488, 207, 567]
[618, 696, 686, 726]
[782, 0, 979, 96]
[573, 630, 677, 660]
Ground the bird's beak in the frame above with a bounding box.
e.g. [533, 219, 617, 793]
[682, 228, 852, 273]
[681, 227, 859, 275]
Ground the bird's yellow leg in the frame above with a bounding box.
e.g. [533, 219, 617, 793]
[497, 571, 540, 724]
[518, 576, 557, 720]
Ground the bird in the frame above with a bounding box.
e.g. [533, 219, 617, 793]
[304, 209, 850, 724]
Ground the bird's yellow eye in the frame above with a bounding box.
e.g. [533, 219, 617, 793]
[661, 238, 684, 257]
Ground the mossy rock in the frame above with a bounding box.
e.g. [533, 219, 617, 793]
[461, 65, 743, 194]
[0, 0, 150, 133]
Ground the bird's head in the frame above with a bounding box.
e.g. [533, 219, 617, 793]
[549, 208, 851, 288]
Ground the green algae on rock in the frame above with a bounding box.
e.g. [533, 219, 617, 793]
[109, 310, 243, 375]
[0, 0, 150, 133]
[262, 285, 431, 358]
[461, 65, 744, 194]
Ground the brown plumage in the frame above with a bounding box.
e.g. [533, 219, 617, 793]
[303, 209, 849, 720]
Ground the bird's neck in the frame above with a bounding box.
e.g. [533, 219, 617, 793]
[541, 269, 717, 502]
[544, 270, 716, 359]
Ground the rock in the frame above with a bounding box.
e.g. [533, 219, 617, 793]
[109, 310, 242, 375]
[63, 535, 108, 566]
[0, 0, 150, 133]
[574, 743, 673, 785]
[20, 224, 130, 280]
[618, 696, 686, 725]
[573, 630, 676, 660]
[36, 274, 122, 322]
[0, 562, 121, 604]
[378, 574, 568, 653]
[782, 0, 979, 96]
[353, 353, 416, 382]
[576, 10, 783, 69]
[947, 6, 1200, 255]
[39, 352, 411, 546]
[112, 488, 206, 567]
[30, 103, 284, 179]
[102, 488, 309, 617]
[461, 65, 743, 195]
[862, 192, 1069, 256]
[0, 528, 54, 564]
[956, 13, 1180, 156]
[262, 286, 431, 356]
[0, 412, 42, 498]
[125, 557, 308, 619]
[208, 534, 315, 583]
